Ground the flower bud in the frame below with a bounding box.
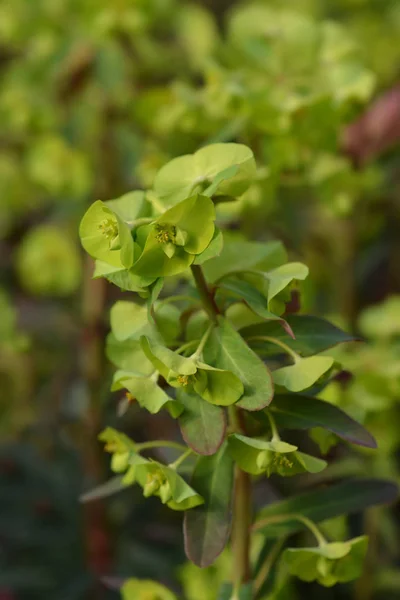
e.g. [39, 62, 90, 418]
[256, 450, 272, 471]
[111, 451, 129, 473]
[143, 470, 166, 498]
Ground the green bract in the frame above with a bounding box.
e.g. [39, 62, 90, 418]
[99, 427, 137, 479]
[135, 459, 204, 510]
[93, 260, 156, 293]
[106, 190, 151, 223]
[80, 200, 134, 268]
[110, 299, 180, 345]
[272, 356, 335, 392]
[132, 195, 216, 277]
[141, 336, 244, 406]
[284, 537, 369, 587]
[99, 427, 203, 510]
[111, 371, 183, 417]
[227, 434, 327, 477]
[153, 143, 257, 207]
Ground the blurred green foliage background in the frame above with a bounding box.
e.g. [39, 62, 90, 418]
[0, 0, 400, 598]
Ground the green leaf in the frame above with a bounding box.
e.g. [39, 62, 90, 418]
[153, 304, 181, 344]
[203, 164, 239, 196]
[112, 372, 182, 417]
[241, 315, 358, 357]
[93, 261, 155, 292]
[217, 278, 292, 334]
[194, 227, 224, 265]
[270, 394, 377, 448]
[254, 479, 398, 537]
[272, 356, 334, 392]
[178, 390, 227, 455]
[110, 301, 152, 342]
[184, 443, 234, 567]
[106, 335, 155, 376]
[105, 191, 150, 223]
[266, 263, 309, 303]
[80, 200, 134, 268]
[121, 578, 177, 600]
[194, 363, 244, 406]
[110, 300, 179, 345]
[284, 536, 368, 587]
[140, 336, 197, 379]
[203, 238, 287, 283]
[153, 143, 256, 207]
[204, 317, 273, 411]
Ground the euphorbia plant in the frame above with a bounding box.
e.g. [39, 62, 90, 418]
[80, 143, 396, 599]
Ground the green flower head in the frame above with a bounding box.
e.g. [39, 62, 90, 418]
[99, 427, 138, 480]
[140, 336, 244, 406]
[134, 459, 204, 511]
[99, 428, 203, 510]
[284, 536, 368, 587]
[227, 434, 327, 477]
[80, 200, 134, 268]
[132, 194, 216, 278]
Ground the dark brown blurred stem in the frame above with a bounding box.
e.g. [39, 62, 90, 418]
[79, 102, 120, 585]
[80, 254, 111, 583]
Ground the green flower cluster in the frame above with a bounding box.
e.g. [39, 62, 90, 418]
[100, 428, 203, 511]
[79, 143, 256, 290]
[141, 336, 244, 407]
[228, 433, 327, 477]
[284, 537, 368, 587]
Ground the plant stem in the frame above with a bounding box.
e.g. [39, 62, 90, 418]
[176, 340, 199, 355]
[252, 513, 328, 546]
[135, 440, 188, 453]
[253, 538, 286, 596]
[157, 294, 201, 307]
[232, 459, 252, 592]
[191, 265, 252, 594]
[230, 406, 252, 594]
[190, 264, 219, 322]
[127, 217, 154, 228]
[246, 335, 300, 363]
[192, 324, 213, 359]
[169, 448, 193, 470]
[265, 409, 280, 441]
[81, 257, 111, 582]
